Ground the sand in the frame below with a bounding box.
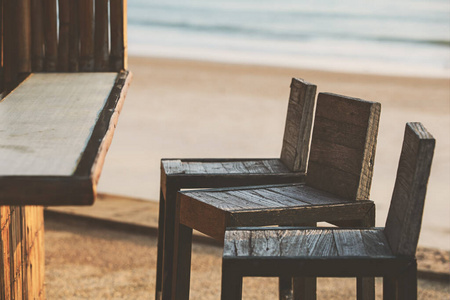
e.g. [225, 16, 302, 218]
[98, 55, 450, 251]
[44, 214, 450, 299]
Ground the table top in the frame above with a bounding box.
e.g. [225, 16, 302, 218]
[0, 71, 131, 206]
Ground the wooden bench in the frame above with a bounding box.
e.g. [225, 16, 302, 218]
[221, 122, 435, 300]
[0, 1, 130, 298]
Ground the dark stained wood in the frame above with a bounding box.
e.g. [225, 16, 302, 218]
[280, 78, 317, 172]
[94, 0, 109, 71]
[306, 92, 381, 200]
[43, 0, 57, 71]
[220, 123, 434, 299]
[79, 0, 94, 71]
[16, 0, 32, 73]
[2, 0, 18, 91]
[384, 122, 435, 256]
[57, 0, 70, 71]
[110, 0, 127, 71]
[30, 0, 44, 72]
[68, 0, 80, 72]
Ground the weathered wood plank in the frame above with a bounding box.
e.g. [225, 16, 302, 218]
[57, 0, 70, 71]
[267, 184, 347, 206]
[261, 160, 290, 173]
[385, 122, 435, 256]
[227, 190, 287, 209]
[333, 229, 366, 256]
[43, 0, 57, 71]
[184, 162, 206, 174]
[30, 0, 44, 72]
[306, 93, 381, 200]
[221, 161, 250, 174]
[243, 188, 308, 207]
[0, 73, 117, 176]
[360, 229, 392, 257]
[280, 78, 316, 172]
[79, 0, 94, 71]
[223, 230, 251, 257]
[307, 229, 337, 257]
[94, 0, 110, 71]
[195, 162, 225, 174]
[163, 160, 185, 175]
[242, 161, 270, 173]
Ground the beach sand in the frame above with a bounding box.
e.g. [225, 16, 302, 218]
[98, 55, 450, 251]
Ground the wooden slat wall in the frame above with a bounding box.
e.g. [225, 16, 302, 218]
[384, 123, 435, 256]
[0, 206, 45, 299]
[306, 93, 381, 200]
[1, 0, 127, 93]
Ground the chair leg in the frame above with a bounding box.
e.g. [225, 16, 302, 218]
[155, 188, 165, 300]
[397, 262, 417, 300]
[161, 184, 180, 300]
[383, 276, 397, 300]
[291, 222, 316, 300]
[279, 277, 292, 300]
[357, 277, 375, 300]
[293, 278, 316, 300]
[221, 262, 243, 300]
[172, 223, 193, 300]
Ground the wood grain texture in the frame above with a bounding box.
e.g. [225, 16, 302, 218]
[95, 0, 110, 71]
[68, 0, 80, 72]
[306, 92, 381, 200]
[110, 0, 127, 71]
[30, 0, 44, 72]
[384, 122, 435, 256]
[223, 228, 392, 259]
[0, 207, 44, 299]
[79, 0, 95, 71]
[280, 78, 317, 172]
[57, 0, 70, 71]
[43, 0, 57, 71]
[0, 73, 117, 176]
[0, 71, 131, 206]
[16, 0, 32, 73]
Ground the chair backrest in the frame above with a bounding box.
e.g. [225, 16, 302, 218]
[384, 122, 435, 256]
[0, 0, 127, 92]
[280, 78, 317, 172]
[305, 93, 381, 200]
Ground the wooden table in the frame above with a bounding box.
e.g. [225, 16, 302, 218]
[0, 71, 131, 298]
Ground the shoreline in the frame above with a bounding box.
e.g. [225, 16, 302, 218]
[98, 55, 450, 250]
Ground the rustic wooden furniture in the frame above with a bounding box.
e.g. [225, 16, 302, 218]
[157, 78, 317, 299]
[0, 1, 130, 298]
[221, 122, 435, 300]
[172, 93, 381, 300]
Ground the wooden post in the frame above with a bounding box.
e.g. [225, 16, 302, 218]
[43, 0, 57, 71]
[79, 0, 94, 71]
[110, 0, 127, 71]
[16, 0, 32, 74]
[30, 0, 44, 72]
[95, 0, 109, 71]
[69, 0, 80, 72]
[0, 206, 45, 299]
[58, 0, 70, 71]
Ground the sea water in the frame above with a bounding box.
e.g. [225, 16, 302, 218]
[128, 0, 450, 78]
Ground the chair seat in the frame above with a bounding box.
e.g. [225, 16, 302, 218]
[162, 158, 291, 175]
[179, 183, 374, 240]
[221, 227, 415, 279]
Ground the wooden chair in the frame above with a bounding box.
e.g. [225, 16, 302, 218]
[221, 122, 435, 300]
[157, 78, 317, 299]
[172, 93, 381, 299]
[0, 1, 130, 298]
